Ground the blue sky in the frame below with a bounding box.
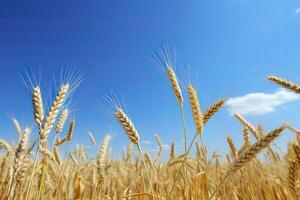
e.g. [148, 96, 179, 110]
[1, 0, 300, 158]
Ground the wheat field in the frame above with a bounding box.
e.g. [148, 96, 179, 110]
[0, 64, 300, 200]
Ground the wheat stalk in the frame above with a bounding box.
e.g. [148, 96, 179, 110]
[88, 132, 97, 145]
[170, 142, 175, 161]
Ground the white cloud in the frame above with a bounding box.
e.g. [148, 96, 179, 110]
[142, 140, 151, 145]
[226, 89, 300, 116]
[295, 8, 300, 15]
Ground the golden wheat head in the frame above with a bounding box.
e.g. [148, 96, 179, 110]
[188, 84, 203, 134]
[167, 67, 183, 108]
[114, 108, 140, 144]
[268, 75, 300, 94]
[203, 99, 225, 125]
[32, 86, 44, 128]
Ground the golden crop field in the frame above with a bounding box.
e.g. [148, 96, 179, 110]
[0, 59, 299, 200]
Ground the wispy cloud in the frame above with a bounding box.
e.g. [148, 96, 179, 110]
[226, 89, 300, 116]
[142, 140, 151, 145]
[294, 7, 300, 15]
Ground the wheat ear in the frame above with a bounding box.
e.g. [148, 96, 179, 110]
[8, 127, 31, 199]
[234, 113, 259, 139]
[40, 84, 69, 148]
[114, 108, 140, 144]
[0, 140, 13, 152]
[188, 84, 203, 134]
[126, 142, 133, 162]
[11, 118, 22, 137]
[286, 144, 299, 200]
[114, 107, 153, 197]
[55, 120, 74, 147]
[209, 125, 286, 200]
[292, 144, 300, 164]
[288, 158, 298, 200]
[226, 135, 237, 159]
[238, 128, 251, 155]
[167, 67, 183, 108]
[55, 109, 68, 134]
[53, 144, 61, 166]
[203, 99, 225, 125]
[96, 134, 111, 191]
[230, 125, 285, 174]
[67, 120, 74, 141]
[32, 86, 44, 128]
[268, 75, 300, 94]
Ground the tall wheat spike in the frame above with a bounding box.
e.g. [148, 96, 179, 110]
[11, 118, 22, 137]
[114, 108, 139, 144]
[67, 120, 75, 141]
[12, 127, 31, 177]
[292, 144, 300, 164]
[234, 113, 259, 139]
[0, 140, 13, 152]
[210, 125, 286, 200]
[126, 142, 133, 162]
[97, 134, 111, 191]
[229, 125, 286, 174]
[55, 109, 68, 134]
[8, 127, 31, 199]
[53, 145, 61, 166]
[238, 128, 251, 155]
[287, 158, 298, 200]
[34, 84, 69, 200]
[40, 84, 69, 148]
[268, 76, 300, 94]
[155, 134, 163, 160]
[286, 145, 299, 200]
[202, 99, 225, 125]
[32, 86, 44, 128]
[114, 107, 153, 198]
[242, 128, 251, 146]
[226, 135, 237, 159]
[166, 67, 183, 108]
[188, 84, 203, 134]
[15, 156, 30, 189]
